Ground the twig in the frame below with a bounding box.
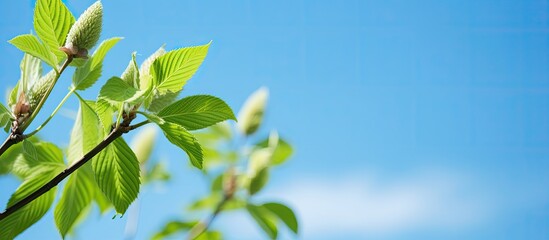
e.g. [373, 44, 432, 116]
[186, 196, 229, 240]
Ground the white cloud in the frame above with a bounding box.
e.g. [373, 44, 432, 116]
[266, 170, 494, 239]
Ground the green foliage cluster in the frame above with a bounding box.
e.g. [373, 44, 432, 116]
[152, 88, 298, 240]
[0, 0, 235, 238]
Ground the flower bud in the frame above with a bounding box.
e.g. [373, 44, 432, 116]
[237, 87, 268, 135]
[27, 70, 56, 110]
[64, 1, 103, 57]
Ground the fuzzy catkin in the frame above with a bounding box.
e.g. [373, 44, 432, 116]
[65, 1, 103, 52]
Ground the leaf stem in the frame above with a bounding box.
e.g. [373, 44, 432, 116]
[25, 88, 75, 138]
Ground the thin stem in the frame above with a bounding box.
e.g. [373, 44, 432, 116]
[0, 129, 122, 221]
[129, 120, 149, 130]
[25, 88, 75, 138]
[19, 56, 73, 133]
[186, 196, 229, 240]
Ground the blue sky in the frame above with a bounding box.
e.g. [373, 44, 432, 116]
[1, 0, 549, 239]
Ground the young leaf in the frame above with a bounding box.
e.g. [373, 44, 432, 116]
[237, 87, 268, 136]
[146, 90, 180, 112]
[73, 37, 122, 90]
[92, 138, 140, 214]
[151, 221, 197, 240]
[159, 122, 203, 169]
[9, 34, 58, 69]
[256, 137, 293, 166]
[121, 52, 140, 88]
[262, 202, 299, 234]
[249, 167, 269, 195]
[19, 54, 43, 96]
[94, 99, 114, 135]
[246, 204, 278, 239]
[8, 82, 20, 110]
[98, 77, 141, 104]
[67, 99, 103, 164]
[0, 103, 12, 133]
[139, 45, 166, 91]
[151, 42, 210, 93]
[54, 165, 94, 237]
[158, 95, 236, 130]
[0, 169, 59, 240]
[33, 0, 75, 60]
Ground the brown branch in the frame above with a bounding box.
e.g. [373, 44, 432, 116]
[0, 134, 17, 157]
[0, 118, 145, 221]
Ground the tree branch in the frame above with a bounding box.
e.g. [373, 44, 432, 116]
[0, 128, 120, 221]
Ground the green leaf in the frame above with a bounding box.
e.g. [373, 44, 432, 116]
[151, 220, 197, 240]
[92, 137, 140, 214]
[9, 34, 58, 69]
[140, 111, 165, 125]
[249, 167, 269, 195]
[33, 0, 75, 60]
[19, 54, 43, 97]
[188, 193, 222, 211]
[73, 37, 122, 90]
[54, 165, 94, 237]
[211, 174, 223, 192]
[94, 187, 111, 214]
[8, 82, 20, 110]
[67, 99, 103, 164]
[139, 45, 166, 91]
[0, 169, 59, 240]
[12, 142, 65, 179]
[256, 136, 293, 166]
[94, 99, 114, 136]
[144, 162, 171, 183]
[121, 52, 139, 88]
[159, 122, 203, 169]
[0, 138, 36, 175]
[262, 202, 299, 234]
[196, 231, 223, 240]
[98, 77, 142, 105]
[146, 90, 180, 112]
[246, 204, 278, 239]
[151, 42, 210, 93]
[158, 95, 236, 131]
[0, 103, 12, 133]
